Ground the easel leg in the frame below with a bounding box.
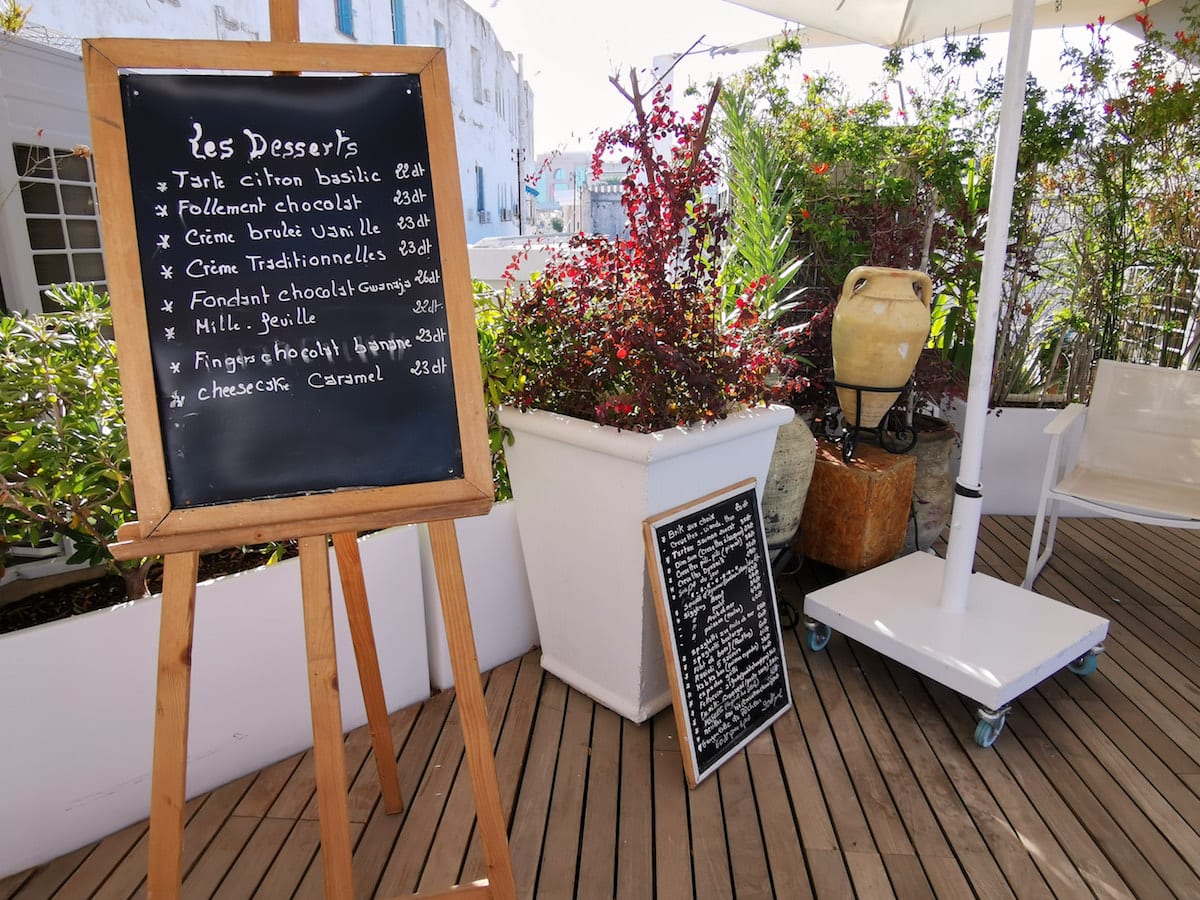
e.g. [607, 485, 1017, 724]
[331, 531, 404, 814]
[427, 520, 516, 899]
[147, 550, 199, 900]
[299, 535, 355, 899]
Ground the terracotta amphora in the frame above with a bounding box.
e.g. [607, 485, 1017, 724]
[831, 266, 933, 430]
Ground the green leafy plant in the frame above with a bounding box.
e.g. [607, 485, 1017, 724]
[0, 283, 154, 599]
[496, 73, 792, 433]
[474, 280, 515, 501]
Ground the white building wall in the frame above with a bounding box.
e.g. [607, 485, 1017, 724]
[0, 0, 533, 311]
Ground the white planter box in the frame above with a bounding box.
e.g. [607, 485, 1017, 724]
[499, 404, 792, 723]
[420, 500, 538, 690]
[0, 527, 428, 879]
[949, 402, 1089, 516]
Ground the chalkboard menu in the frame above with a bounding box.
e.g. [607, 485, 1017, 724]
[644, 480, 792, 787]
[116, 72, 460, 508]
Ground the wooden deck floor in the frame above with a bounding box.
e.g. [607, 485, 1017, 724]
[3, 516, 1199, 899]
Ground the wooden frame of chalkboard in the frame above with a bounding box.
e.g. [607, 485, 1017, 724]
[644, 478, 793, 788]
[83, 40, 491, 549]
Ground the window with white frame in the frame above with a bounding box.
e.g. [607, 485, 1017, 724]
[12, 143, 106, 305]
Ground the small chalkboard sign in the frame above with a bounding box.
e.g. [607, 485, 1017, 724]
[83, 41, 491, 545]
[644, 479, 792, 787]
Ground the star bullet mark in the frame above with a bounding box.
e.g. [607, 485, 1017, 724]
[156, 182, 168, 193]
[157, 234, 171, 250]
[161, 300, 174, 313]
[169, 391, 185, 408]
[160, 265, 173, 280]
[169, 361, 181, 374]
[155, 204, 168, 217]
[164, 326, 176, 341]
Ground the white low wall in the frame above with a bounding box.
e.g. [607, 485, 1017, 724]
[0, 527, 429, 879]
[948, 402, 1090, 516]
[419, 501, 539, 690]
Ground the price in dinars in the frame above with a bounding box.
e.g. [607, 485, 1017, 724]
[412, 299, 443, 314]
[393, 187, 429, 206]
[397, 237, 434, 257]
[396, 213, 432, 230]
[410, 357, 447, 376]
[394, 161, 428, 180]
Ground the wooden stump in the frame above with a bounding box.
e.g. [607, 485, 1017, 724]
[796, 439, 916, 574]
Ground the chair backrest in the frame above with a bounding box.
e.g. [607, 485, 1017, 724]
[1078, 360, 1200, 487]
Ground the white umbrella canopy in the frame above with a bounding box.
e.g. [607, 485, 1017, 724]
[728, 0, 1164, 48]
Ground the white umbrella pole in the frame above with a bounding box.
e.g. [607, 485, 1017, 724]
[939, 0, 1035, 613]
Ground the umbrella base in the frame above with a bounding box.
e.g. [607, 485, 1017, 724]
[803, 551, 1108, 711]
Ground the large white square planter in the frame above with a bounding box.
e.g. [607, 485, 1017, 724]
[0, 527, 428, 879]
[948, 402, 1090, 516]
[419, 500, 538, 690]
[499, 404, 793, 723]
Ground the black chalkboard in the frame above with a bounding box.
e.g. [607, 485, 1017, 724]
[119, 73, 461, 508]
[644, 480, 792, 787]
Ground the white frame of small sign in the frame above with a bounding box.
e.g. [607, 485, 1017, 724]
[643, 477, 793, 788]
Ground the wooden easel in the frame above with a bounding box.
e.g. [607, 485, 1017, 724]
[110, 521, 515, 899]
[84, 1, 518, 894]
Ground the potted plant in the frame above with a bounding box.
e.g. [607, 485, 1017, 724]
[493, 73, 795, 723]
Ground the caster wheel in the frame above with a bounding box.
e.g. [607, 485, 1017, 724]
[807, 623, 831, 652]
[1068, 652, 1099, 676]
[974, 716, 1004, 748]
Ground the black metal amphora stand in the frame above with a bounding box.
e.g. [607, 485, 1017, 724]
[832, 379, 918, 463]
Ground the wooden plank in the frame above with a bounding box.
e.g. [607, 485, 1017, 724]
[179, 815, 259, 898]
[373, 694, 467, 895]
[93, 796, 206, 900]
[343, 704, 420, 824]
[51, 820, 145, 899]
[1021, 687, 1200, 896]
[843, 851, 896, 899]
[352, 690, 456, 897]
[426, 519, 515, 900]
[251, 815, 321, 899]
[718, 753, 772, 900]
[576, 705, 621, 900]
[787, 631, 878, 853]
[203, 818, 292, 900]
[300, 718, 377, 823]
[333, 531, 404, 815]
[4, 844, 93, 899]
[802, 848, 853, 900]
[495, 673, 566, 900]
[769, 642, 840, 852]
[289, 822, 367, 900]
[147, 550, 200, 899]
[418, 661, 519, 891]
[652, 711, 691, 900]
[461, 654, 543, 882]
[744, 733, 813, 900]
[615, 716, 654, 900]
[234, 752, 305, 819]
[1004, 705, 1176, 898]
[298, 534, 355, 899]
[534, 689, 593, 899]
[856, 649, 1073, 899]
[688, 773, 732, 898]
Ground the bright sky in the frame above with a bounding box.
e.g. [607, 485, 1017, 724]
[460, 0, 1140, 156]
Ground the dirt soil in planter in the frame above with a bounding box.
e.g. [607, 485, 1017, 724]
[0, 544, 296, 635]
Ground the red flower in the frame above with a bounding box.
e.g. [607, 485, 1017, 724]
[1135, 12, 1152, 30]
[812, 162, 830, 175]
[1098, 15, 1105, 24]
[616, 346, 628, 360]
[800, 208, 811, 219]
